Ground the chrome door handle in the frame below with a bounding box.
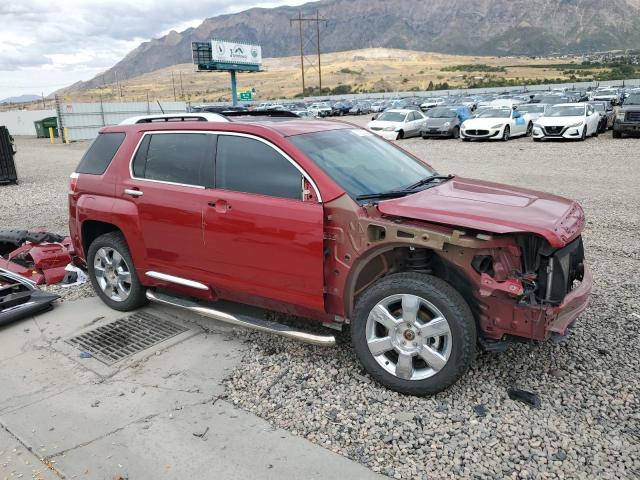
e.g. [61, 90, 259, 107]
[124, 188, 143, 197]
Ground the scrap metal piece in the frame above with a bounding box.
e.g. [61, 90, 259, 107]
[0, 267, 59, 327]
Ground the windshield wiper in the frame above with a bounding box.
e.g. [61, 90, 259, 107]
[404, 174, 454, 191]
[356, 190, 415, 201]
[356, 175, 454, 202]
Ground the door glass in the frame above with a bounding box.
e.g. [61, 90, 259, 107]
[134, 133, 215, 187]
[215, 135, 302, 200]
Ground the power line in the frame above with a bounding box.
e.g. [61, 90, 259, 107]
[290, 10, 327, 95]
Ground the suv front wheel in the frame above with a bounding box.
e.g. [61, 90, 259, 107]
[87, 232, 147, 311]
[351, 273, 476, 395]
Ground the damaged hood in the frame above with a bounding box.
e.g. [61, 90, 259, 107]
[376, 177, 584, 247]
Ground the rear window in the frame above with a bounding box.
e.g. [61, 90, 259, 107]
[76, 132, 125, 174]
[132, 132, 215, 187]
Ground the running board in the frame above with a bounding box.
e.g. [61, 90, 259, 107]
[146, 290, 336, 347]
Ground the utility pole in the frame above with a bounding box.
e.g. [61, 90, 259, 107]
[179, 71, 185, 100]
[290, 10, 327, 96]
[115, 70, 123, 98]
[171, 71, 177, 101]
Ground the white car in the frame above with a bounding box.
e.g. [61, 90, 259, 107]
[292, 110, 314, 118]
[367, 109, 427, 140]
[460, 107, 532, 141]
[420, 97, 446, 111]
[531, 103, 600, 141]
[515, 103, 549, 123]
[308, 102, 332, 117]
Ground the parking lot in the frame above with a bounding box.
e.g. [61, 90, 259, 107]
[2, 129, 639, 479]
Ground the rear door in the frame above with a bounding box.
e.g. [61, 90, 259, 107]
[121, 131, 215, 279]
[202, 133, 325, 312]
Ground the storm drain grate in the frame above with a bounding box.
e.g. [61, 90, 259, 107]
[66, 311, 188, 365]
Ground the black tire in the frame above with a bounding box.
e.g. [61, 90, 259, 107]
[580, 126, 587, 141]
[461, 137, 470, 142]
[526, 122, 533, 137]
[613, 130, 622, 139]
[533, 137, 541, 142]
[593, 126, 599, 137]
[502, 125, 510, 141]
[351, 272, 476, 395]
[421, 134, 428, 139]
[397, 130, 404, 140]
[452, 126, 460, 139]
[87, 231, 147, 311]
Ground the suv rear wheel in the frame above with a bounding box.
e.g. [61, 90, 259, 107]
[87, 232, 147, 311]
[351, 273, 476, 395]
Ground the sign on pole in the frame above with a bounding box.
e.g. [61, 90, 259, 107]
[211, 40, 262, 68]
[239, 90, 253, 101]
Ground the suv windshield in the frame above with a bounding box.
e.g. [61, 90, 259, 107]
[546, 105, 585, 117]
[625, 94, 640, 105]
[377, 112, 407, 122]
[477, 108, 511, 118]
[289, 129, 434, 199]
[427, 107, 457, 118]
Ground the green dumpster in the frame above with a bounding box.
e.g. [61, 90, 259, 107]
[34, 117, 59, 138]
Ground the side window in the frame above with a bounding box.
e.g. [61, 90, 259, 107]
[215, 135, 302, 200]
[132, 133, 215, 187]
[76, 132, 125, 174]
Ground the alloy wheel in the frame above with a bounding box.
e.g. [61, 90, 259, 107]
[93, 247, 132, 302]
[365, 294, 452, 381]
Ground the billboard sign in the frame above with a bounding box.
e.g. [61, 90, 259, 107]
[211, 39, 262, 67]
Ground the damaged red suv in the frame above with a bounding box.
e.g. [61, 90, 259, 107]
[68, 115, 592, 395]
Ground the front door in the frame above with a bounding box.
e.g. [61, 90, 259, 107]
[203, 133, 325, 313]
[122, 131, 215, 278]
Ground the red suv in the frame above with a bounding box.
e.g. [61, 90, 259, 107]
[69, 116, 592, 395]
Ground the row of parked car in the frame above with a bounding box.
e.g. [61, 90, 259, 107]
[365, 90, 640, 141]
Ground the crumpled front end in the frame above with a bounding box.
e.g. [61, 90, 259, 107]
[474, 234, 591, 342]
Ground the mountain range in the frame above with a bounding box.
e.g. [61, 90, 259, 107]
[0, 94, 41, 104]
[74, 0, 640, 90]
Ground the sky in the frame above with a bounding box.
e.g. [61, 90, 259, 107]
[0, 0, 310, 100]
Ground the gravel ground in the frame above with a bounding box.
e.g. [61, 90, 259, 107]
[4, 130, 640, 478]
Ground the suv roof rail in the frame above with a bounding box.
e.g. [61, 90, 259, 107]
[119, 113, 229, 125]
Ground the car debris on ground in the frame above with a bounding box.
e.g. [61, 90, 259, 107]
[0, 229, 76, 285]
[0, 267, 59, 326]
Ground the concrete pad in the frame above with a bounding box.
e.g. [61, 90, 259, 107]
[53, 400, 382, 480]
[0, 349, 99, 415]
[111, 331, 245, 397]
[34, 296, 125, 343]
[0, 317, 45, 363]
[0, 379, 213, 455]
[0, 426, 59, 480]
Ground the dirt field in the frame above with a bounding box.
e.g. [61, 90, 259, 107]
[3, 127, 639, 478]
[60, 48, 586, 103]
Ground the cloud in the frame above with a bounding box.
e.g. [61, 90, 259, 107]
[0, 0, 309, 97]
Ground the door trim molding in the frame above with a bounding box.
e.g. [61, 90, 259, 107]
[145, 271, 209, 291]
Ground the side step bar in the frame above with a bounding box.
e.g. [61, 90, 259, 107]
[146, 290, 336, 347]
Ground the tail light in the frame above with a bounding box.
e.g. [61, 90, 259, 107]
[69, 172, 79, 194]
